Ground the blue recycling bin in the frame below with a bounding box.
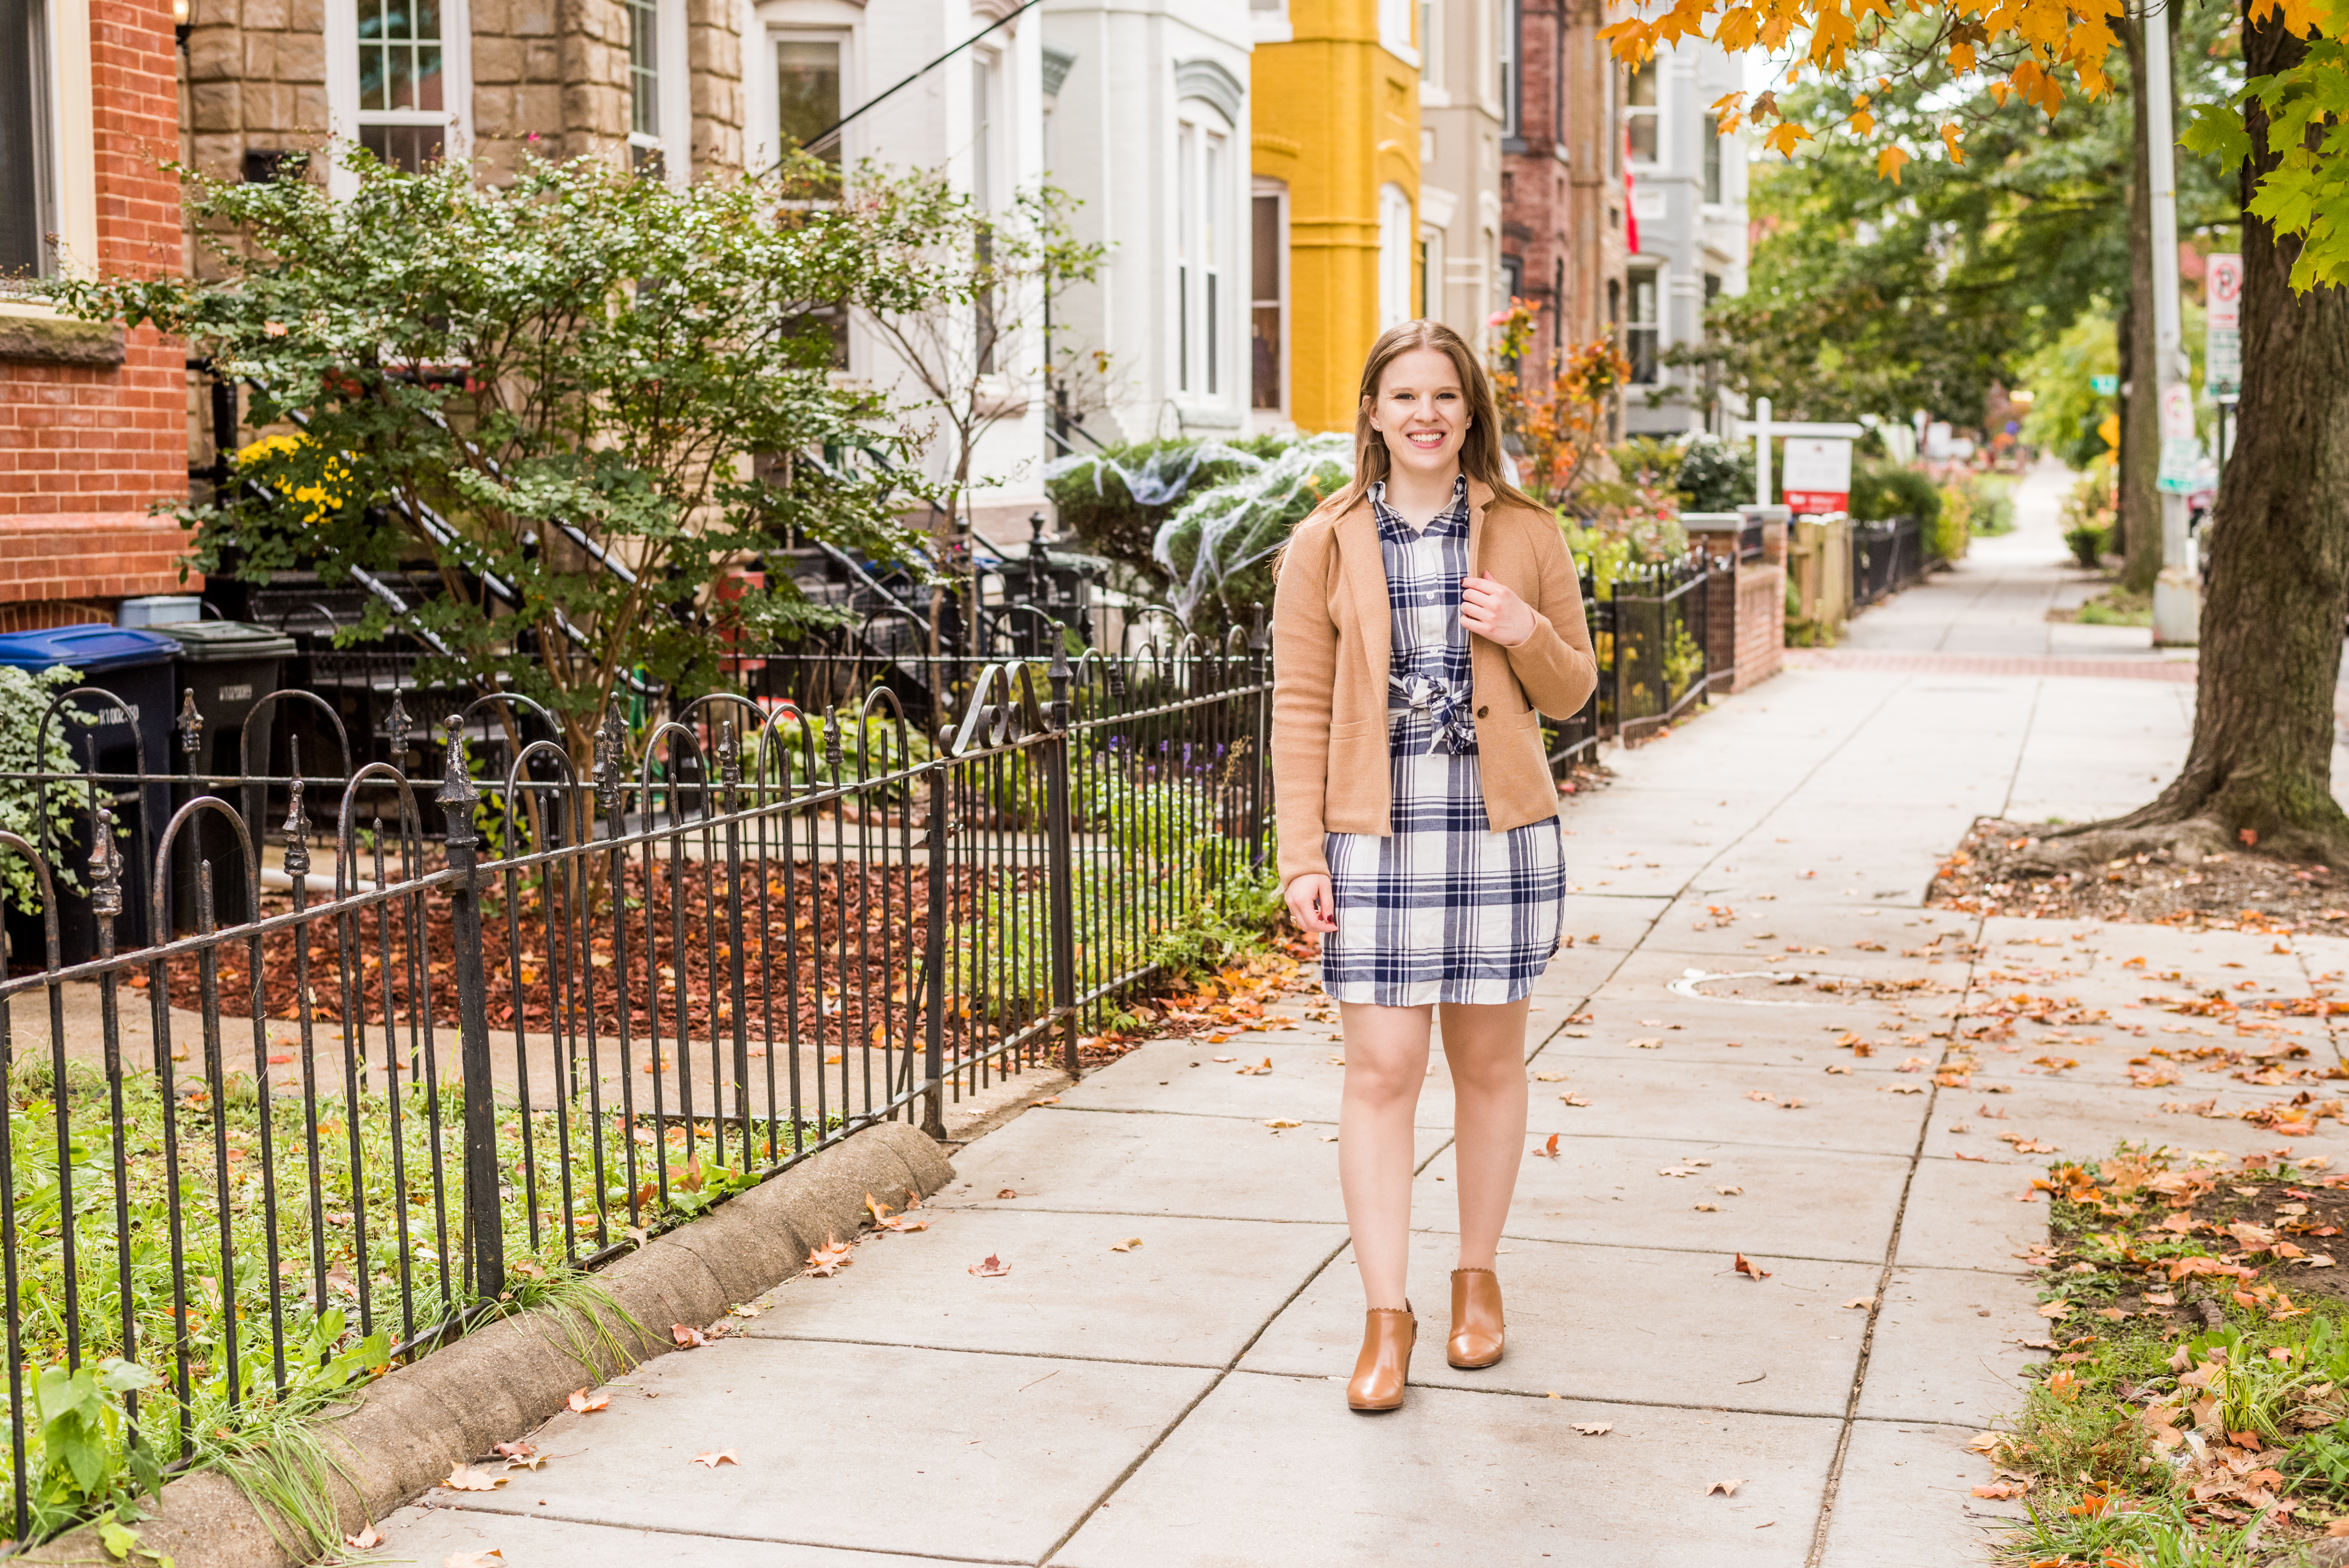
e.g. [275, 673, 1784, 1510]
[0, 625, 179, 965]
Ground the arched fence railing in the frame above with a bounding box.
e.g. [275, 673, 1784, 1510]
[0, 632, 1269, 1547]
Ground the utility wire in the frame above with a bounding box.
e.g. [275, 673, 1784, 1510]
[760, 0, 1048, 176]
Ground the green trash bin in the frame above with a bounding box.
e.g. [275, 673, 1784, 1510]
[158, 620, 296, 930]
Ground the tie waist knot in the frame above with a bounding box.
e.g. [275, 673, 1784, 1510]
[1389, 673, 1477, 756]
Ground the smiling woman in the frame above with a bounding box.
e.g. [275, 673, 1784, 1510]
[1269, 317, 1599, 1414]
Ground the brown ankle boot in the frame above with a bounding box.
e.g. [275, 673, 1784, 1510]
[1347, 1305, 1416, 1412]
[1447, 1268, 1504, 1369]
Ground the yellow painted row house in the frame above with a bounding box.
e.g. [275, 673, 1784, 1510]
[1247, 0, 1422, 433]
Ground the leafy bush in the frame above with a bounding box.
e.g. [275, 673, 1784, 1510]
[0, 664, 90, 919]
[1045, 435, 1294, 592]
[1847, 459, 1943, 526]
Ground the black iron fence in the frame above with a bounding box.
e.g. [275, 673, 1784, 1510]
[1542, 558, 1713, 769]
[1852, 516, 1929, 609]
[0, 635, 1267, 1545]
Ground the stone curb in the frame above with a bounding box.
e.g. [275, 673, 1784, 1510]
[18, 1121, 954, 1568]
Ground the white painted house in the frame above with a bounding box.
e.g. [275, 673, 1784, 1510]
[740, 0, 1054, 541]
[1039, 0, 1257, 446]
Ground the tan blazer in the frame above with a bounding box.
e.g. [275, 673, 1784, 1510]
[1269, 477, 1599, 893]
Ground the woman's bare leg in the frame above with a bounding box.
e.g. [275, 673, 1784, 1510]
[1338, 1000, 1433, 1310]
[1438, 996, 1530, 1271]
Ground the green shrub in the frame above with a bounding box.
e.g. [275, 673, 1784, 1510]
[1847, 459, 1943, 526]
[2065, 525, 2113, 569]
[0, 664, 92, 919]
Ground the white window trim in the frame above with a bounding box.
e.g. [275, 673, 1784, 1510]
[1494, 0, 1515, 132]
[324, 0, 473, 199]
[1625, 54, 1662, 170]
[626, 0, 693, 180]
[754, 21, 855, 172]
[39, 0, 94, 281]
[1174, 106, 1232, 406]
[1250, 176, 1289, 422]
[1626, 262, 1664, 384]
[1377, 182, 1413, 330]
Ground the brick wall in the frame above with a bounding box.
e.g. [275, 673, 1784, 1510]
[0, 0, 193, 609]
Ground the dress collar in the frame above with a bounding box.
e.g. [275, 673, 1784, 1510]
[1369, 474, 1470, 543]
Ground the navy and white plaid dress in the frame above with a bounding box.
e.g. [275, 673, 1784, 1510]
[1320, 477, 1567, 1007]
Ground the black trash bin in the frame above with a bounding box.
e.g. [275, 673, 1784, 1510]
[157, 620, 296, 933]
[0, 624, 180, 965]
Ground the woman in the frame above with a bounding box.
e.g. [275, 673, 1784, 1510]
[1271, 319, 1598, 1413]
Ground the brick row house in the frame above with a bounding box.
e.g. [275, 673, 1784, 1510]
[2, 0, 194, 630]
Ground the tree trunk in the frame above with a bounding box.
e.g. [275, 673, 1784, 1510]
[2117, 16, 2162, 594]
[2098, 0, 2349, 863]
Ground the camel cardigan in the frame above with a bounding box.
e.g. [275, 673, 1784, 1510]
[1269, 477, 1599, 894]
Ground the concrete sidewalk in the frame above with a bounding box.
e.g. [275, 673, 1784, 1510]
[375, 487, 2349, 1566]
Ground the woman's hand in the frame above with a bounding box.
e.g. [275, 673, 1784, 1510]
[1286, 873, 1338, 939]
[1460, 572, 1537, 647]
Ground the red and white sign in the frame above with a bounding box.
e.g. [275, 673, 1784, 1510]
[1781, 436, 1852, 515]
[2206, 254, 2243, 332]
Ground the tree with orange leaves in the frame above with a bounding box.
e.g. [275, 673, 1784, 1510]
[1486, 299, 1632, 514]
[1599, 0, 2349, 863]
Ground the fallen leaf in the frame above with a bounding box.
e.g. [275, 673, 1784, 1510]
[1843, 1296, 1875, 1310]
[1964, 1431, 2003, 1454]
[1571, 1421, 1612, 1436]
[970, 1253, 1011, 1277]
[1534, 1071, 1568, 1082]
[1559, 1092, 1591, 1107]
[691, 1450, 740, 1468]
[1212, 1055, 1237, 1063]
[1695, 1202, 1720, 1212]
[1631, 1037, 1665, 1050]
[804, 1237, 854, 1277]
[1263, 1118, 1302, 1129]
[1954, 1150, 1989, 1162]
[1746, 1090, 1775, 1103]
[1971, 1482, 2019, 1500]
[1717, 1185, 1744, 1196]
[1707, 1478, 1745, 1496]
[566, 1389, 609, 1414]
[1534, 1133, 1562, 1158]
[1734, 1253, 1771, 1281]
[344, 1525, 384, 1550]
[996, 1189, 1019, 1200]
[443, 1465, 509, 1492]
[671, 1323, 709, 1348]
[1110, 1237, 1143, 1252]
[1237, 1058, 1273, 1075]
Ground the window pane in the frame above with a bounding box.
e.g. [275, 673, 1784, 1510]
[1207, 271, 1218, 395]
[361, 122, 443, 172]
[1628, 60, 1655, 107]
[416, 43, 441, 112]
[0, 0, 51, 280]
[1628, 113, 1655, 162]
[777, 39, 841, 162]
[1251, 193, 1279, 302]
[1252, 305, 1281, 409]
[1703, 115, 1721, 202]
[629, 0, 659, 139]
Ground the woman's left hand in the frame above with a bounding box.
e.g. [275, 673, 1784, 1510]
[1460, 573, 1537, 648]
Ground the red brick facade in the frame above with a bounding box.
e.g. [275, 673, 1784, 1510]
[0, 0, 196, 611]
[1501, 0, 1628, 383]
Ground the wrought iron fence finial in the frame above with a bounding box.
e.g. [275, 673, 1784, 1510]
[437, 715, 479, 849]
[176, 687, 203, 759]
[387, 692, 413, 768]
[88, 795, 121, 920]
[283, 736, 310, 877]
[595, 703, 626, 826]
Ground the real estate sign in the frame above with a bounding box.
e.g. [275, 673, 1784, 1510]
[1781, 437, 1853, 515]
[2205, 253, 2242, 398]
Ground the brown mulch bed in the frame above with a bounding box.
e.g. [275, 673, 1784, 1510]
[133, 856, 1033, 1056]
[1929, 816, 2349, 933]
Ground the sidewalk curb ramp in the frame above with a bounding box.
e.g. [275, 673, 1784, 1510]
[18, 1121, 954, 1568]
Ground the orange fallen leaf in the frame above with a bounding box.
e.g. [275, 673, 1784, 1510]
[1560, 1092, 1591, 1107]
[1534, 1134, 1562, 1158]
[1110, 1237, 1143, 1252]
[344, 1525, 384, 1550]
[1571, 1421, 1612, 1435]
[996, 1189, 1019, 1200]
[1971, 1482, 2018, 1500]
[1733, 1253, 1771, 1281]
[691, 1450, 740, 1468]
[566, 1389, 609, 1414]
[672, 1323, 709, 1348]
[970, 1253, 1011, 1277]
[1707, 1478, 1745, 1496]
[443, 1465, 509, 1492]
[804, 1237, 854, 1277]
[267, 1052, 294, 1065]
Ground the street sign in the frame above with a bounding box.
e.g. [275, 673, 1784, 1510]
[2156, 381, 2203, 493]
[1781, 437, 1852, 515]
[2091, 374, 2118, 396]
[2206, 253, 2242, 398]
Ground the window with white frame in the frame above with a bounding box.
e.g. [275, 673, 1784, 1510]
[1703, 113, 1722, 203]
[2, 0, 55, 279]
[1378, 0, 1411, 59]
[1176, 115, 1228, 397]
[1418, 0, 1439, 83]
[1627, 266, 1660, 383]
[1626, 57, 1658, 164]
[775, 35, 844, 164]
[1250, 180, 1285, 413]
[350, 0, 465, 170]
[1377, 182, 1413, 329]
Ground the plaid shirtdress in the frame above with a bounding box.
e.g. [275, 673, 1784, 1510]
[1319, 477, 1567, 1007]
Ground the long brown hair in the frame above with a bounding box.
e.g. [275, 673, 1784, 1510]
[1317, 318, 1543, 521]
